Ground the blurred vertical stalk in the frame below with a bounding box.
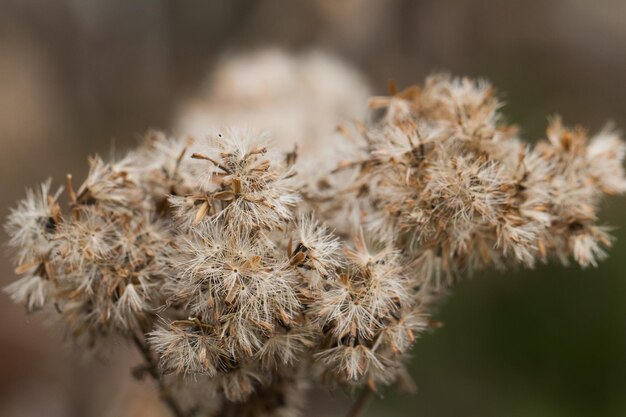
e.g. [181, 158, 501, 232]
[346, 387, 374, 417]
[131, 333, 188, 417]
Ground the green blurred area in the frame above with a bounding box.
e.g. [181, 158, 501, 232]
[0, 1, 625, 416]
[373, 247, 626, 417]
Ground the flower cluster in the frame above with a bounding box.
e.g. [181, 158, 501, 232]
[6, 154, 173, 343]
[309, 75, 626, 295]
[4, 64, 625, 417]
[150, 131, 324, 402]
[312, 234, 426, 387]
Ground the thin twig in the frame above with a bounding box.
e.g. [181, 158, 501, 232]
[346, 386, 374, 417]
[191, 152, 231, 174]
[131, 333, 187, 417]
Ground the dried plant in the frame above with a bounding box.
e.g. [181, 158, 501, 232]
[5, 60, 625, 417]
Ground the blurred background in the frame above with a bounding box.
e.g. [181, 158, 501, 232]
[1, 1, 625, 416]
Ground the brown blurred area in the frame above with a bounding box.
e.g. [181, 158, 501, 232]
[1, 1, 626, 416]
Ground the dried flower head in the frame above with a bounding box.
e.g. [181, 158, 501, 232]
[4, 179, 62, 311]
[317, 75, 626, 294]
[4, 64, 625, 417]
[312, 234, 426, 387]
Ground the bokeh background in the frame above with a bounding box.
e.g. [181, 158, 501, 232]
[1, 1, 625, 416]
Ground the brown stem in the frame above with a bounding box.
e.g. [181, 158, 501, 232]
[346, 387, 374, 417]
[212, 372, 298, 417]
[131, 333, 187, 417]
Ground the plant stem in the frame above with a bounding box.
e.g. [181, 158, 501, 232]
[131, 333, 187, 417]
[346, 387, 374, 417]
[213, 373, 293, 417]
